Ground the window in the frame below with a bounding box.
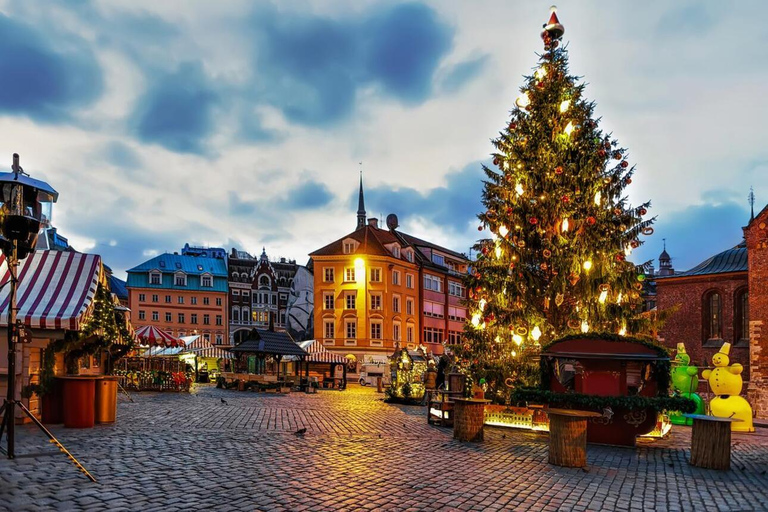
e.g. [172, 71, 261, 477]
[324, 320, 335, 339]
[371, 322, 382, 340]
[138, 293, 146, 302]
[203, 314, 210, 325]
[271, 295, 277, 305]
[203, 297, 210, 305]
[406, 298, 414, 316]
[370, 268, 381, 282]
[178, 296, 184, 304]
[424, 275, 442, 292]
[345, 267, 356, 282]
[233, 290, 240, 296]
[191, 314, 198, 324]
[215, 334, 223, 345]
[393, 322, 401, 341]
[345, 293, 356, 310]
[324, 268, 334, 282]
[346, 320, 357, 339]
[243, 291, 250, 298]
[704, 291, 722, 340]
[178, 313, 185, 323]
[423, 327, 444, 344]
[138, 310, 145, 320]
[152, 294, 158, 303]
[449, 281, 465, 298]
[191, 297, 197, 305]
[392, 270, 401, 286]
[165, 295, 171, 303]
[448, 306, 466, 321]
[150, 272, 161, 285]
[735, 289, 749, 342]
[152, 311, 159, 321]
[201, 275, 213, 287]
[424, 301, 444, 318]
[216, 315, 222, 326]
[405, 250, 413, 262]
[259, 275, 270, 288]
[175, 273, 187, 286]
[432, 254, 445, 267]
[448, 331, 462, 344]
[323, 293, 334, 310]
[407, 325, 414, 343]
[216, 297, 222, 306]
[392, 246, 400, 258]
[392, 295, 401, 313]
[370, 293, 382, 310]
[343, 242, 355, 254]
[203, 333, 210, 343]
[406, 274, 413, 289]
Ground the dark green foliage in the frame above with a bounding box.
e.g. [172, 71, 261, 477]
[511, 388, 697, 414]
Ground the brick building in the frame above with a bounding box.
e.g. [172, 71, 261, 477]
[656, 205, 768, 415]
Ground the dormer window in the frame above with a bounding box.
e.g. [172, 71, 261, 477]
[201, 274, 213, 287]
[342, 238, 359, 254]
[175, 262, 182, 269]
[432, 254, 445, 267]
[174, 272, 187, 287]
[149, 271, 161, 285]
[391, 245, 400, 258]
[404, 250, 414, 262]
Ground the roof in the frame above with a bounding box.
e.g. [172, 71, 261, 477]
[291, 340, 348, 364]
[181, 335, 234, 359]
[109, 275, 128, 300]
[662, 243, 747, 278]
[231, 329, 307, 357]
[127, 253, 228, 276]
[0, 251, 101, 330]
[309, 224, 467, 264]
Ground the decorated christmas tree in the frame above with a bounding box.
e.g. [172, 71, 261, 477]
[455, 8, 655, 401]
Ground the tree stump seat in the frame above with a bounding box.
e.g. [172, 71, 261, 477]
[685, 414, 743, 470]
[547, 408, 603, 468]
[453, 398, 491, 442]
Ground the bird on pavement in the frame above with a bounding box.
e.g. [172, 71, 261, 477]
[220, 398, 228, 405]
[294, 428, 307, 436]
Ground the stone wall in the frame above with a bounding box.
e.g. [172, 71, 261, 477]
[745, 207, 768, 417]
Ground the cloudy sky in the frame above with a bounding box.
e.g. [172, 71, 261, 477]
[0, 0, 765, 278]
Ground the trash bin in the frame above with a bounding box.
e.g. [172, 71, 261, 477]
[61, 376, 96, 428]
[95, 376, 118, 423]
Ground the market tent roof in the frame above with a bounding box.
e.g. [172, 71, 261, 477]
[231, 329, 307, 357]
[292, 340, 348, 364]
[135, 325, 181, 347]
[0, 251, 101, 330]
[181, 335, 234, 359]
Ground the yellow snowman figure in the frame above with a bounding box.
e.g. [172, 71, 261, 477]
[701, 342, 754, 432]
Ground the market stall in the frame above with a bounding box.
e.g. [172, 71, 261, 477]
[113, 325, 190, 391]
[179, 335, 233, 383]
[293, 340, 348, 390]
[222, 328, 306, 391]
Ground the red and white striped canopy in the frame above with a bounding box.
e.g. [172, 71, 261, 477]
[135, 325, 180, 347]
[0, 251, 101, 330]
[298, 340, 348, 364]
[181, 335, 234, 359]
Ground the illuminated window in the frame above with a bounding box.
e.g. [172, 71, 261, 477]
[345, 293, 356, 310]
[324, 320, 335, 339]
[370, 268, 381, 282]
[345, 267, 356, 282]
[370, 293, 382, 310]
[370, 321, 382, 340]
[392, 295, 401, 313]
[324, 268, 334, 282]
[346, 320, 357, 339]
[324, 293, 334, 310]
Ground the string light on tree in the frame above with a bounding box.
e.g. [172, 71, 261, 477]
[452, 6, 655, 403]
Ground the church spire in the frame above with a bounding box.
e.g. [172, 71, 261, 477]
[749, 186, 755, 222]
[357, 166, 366, 229]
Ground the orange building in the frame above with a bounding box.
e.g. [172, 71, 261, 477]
[126, 253, 229, 345]
[309, 178, 468, 371]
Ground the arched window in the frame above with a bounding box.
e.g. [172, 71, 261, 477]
[232, 308, 240, 323]
[259, 275, 270, 289]
[734, 288, 749, 343]
[704, 291, 722, 340]
[241, 307, 250, 324]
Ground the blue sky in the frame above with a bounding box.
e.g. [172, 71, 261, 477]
[0, 0, 765, 277]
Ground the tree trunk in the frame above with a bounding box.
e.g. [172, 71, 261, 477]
[548, 413, 588, 468]
[690, 419, 731, 470]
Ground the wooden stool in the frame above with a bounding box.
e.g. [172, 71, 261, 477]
[453, 398, 491, 442]
[684, 414, 743, 470]
[547, 408, 603, 468]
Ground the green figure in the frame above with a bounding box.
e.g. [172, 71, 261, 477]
[669, 343, 705, 425]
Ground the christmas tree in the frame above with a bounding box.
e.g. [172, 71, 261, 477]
[455, 8, 655, 401]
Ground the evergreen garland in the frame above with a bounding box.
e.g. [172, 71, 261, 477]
[510, 388, 697, 414]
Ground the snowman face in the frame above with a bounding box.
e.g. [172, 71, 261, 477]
[712, 352, 729, 367]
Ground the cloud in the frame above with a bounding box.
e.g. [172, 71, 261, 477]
[439, 55, 489, 94]
[132, 62, 219, 154]
[0, 14, 103, 122]
[103, 141, 142, 169]
[655, 4, 717, 37]
[285, 178, 334, 210]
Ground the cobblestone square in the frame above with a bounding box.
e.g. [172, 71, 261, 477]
[1, 385, 767, 511]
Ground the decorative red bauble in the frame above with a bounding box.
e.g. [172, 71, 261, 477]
[509, 122, 517, 130]
[639, 208, 647, 215]
[541, 262, 548, 270]
[536, 81, 544, 88]
[481, 246, 489, 255]
[587, 216, 596, 225]
[620, 160, 629, 168]
[625, 178, 632, 185]
[630, 240, 640, 248]
[493, 157, 500, 166]
[613, 151, 622, 160]
[529, 217, 538, 225]
[555, 166, 564, 175]
[616, 253, 625, 262]
[543, 249, 552, 258]
[478, 225, 483, 231]
[598, 149, 606, 158]
[475, 286, 482, 293]
[561, 194, 570, 203]
[604, 140, 611, 149]
[506, 207, 513, 215]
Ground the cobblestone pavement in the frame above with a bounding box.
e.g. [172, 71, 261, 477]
[1, 384, 767, 511]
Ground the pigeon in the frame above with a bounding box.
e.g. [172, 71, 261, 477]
[502, 434, 506, 439]
[166, 410, 171, 415]
[378, 434, 382, 439]
[294, 428, 307, 436]
[220, 398, 228, 405]
[581, 467, 590, 473]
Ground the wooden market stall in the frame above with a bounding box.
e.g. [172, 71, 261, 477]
[114, 325, 190, 391]
[294, 339, 348, 390]
[223, 328, 307, 390]
[179, 335, 234, 383]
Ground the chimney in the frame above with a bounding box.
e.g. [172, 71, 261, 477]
[368, 218, 379, 228]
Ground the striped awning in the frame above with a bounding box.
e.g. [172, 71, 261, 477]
[181, 335, 234, 359]
[297, 340, 348, 364]
[0, 251, 101, 330]
[135, 325, 180, 347]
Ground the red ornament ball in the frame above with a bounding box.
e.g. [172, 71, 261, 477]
[631, 240, 640, 248]
[536, 81, 544, 88]
[613, 151, 623, 160]
[620, 160, 629, 168]
[478, 225, 484, 231]
[604, 140, 611, 149]
[509, 122, 517, 130]
[639, 208, 647, 215]
[561, 194, 570, 203]
[615, 253, 625, 262]
[625, 178, 632, 185]
[529, 217, 539, 225]
[587, 216, 596, 225]
[493, 157, 500, 166]
[555, 165, 564, 175]
[598, 149, 606, 158]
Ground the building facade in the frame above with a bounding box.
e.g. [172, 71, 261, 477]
[309, 177, 468, 372]
[655, 204, 768, 415]
[228, 247, 301, 344]
[127, 252, 229, 345]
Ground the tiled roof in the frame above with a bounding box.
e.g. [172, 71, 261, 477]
[231, 329, 307, 357]
[127, 253, 228, 277]
[661, 243, 747, 278]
